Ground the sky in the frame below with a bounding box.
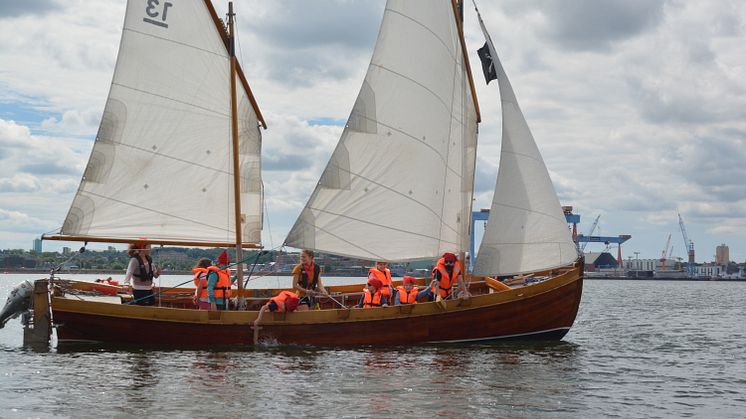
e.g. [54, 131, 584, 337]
[0, 0, 744, 263]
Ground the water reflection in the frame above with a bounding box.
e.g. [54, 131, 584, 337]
[127, 352, 159, 393]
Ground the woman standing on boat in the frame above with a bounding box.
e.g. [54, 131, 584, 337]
[124, 241, 161, 306]
[292, 249, 328, 310]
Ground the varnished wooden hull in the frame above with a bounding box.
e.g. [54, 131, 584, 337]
[51, 264, 583, 346]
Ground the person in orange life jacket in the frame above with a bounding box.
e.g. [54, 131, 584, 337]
[252, 291, 300, 343]
[368, 261, 394, 301]
[95, 277, 119, 286]
[292, 249, 328, 310]
[422, 252, 470, 301]
[123, 241, 161, 306]
[395, 276, 419, 305]
[253, 291, 300, 342]
[357, 278, 388, 308]
[205, 251, 233, 311]
[191, 258, 212, 309]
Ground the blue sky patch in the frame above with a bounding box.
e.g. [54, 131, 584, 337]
[307, 117, 346, 127]
[0, 99, 59, 134]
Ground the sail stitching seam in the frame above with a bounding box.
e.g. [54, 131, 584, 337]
[125, 27, 228, 60]
[305, 206, 461, 244]
[369, 63, 461, 126]
[385, 9, 458, 62]
[322, 163, 461, 236]
[110, 142, 232, 176]
[347, 113, 462, 180]
[490, 202, 568, 224]
[112, 82, 230, 119]
[81, 191, 233, 234]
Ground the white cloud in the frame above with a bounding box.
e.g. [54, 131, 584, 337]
[0, 118, 32, 147]
[0, 0, 744, 262]
[0, 173, 40, 193]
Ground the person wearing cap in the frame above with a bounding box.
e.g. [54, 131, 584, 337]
[292, 249, 329, 310]
[205, 251, 233, 310]
[422, 252, 470, 301]
[357, 278, 388, 308]
[394, 276, 419, 305]
[252, 290, 300, 344]
[368, 261, 394, 301]
[124, 241, 161, 306]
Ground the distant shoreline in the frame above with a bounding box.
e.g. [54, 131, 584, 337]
[586, 274, 745, 282]
[0, 269, 355, 278]
[3, 269, 743, 282]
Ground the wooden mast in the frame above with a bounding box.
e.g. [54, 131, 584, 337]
[451, 0, 481, 123]
[453, 0, 478, 268]
[227, 2, 244, 291]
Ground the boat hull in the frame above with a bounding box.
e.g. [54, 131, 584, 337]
[51, 265, 583, 346]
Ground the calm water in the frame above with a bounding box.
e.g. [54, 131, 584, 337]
[1, 273, 744, 418]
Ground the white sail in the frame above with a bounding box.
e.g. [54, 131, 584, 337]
[285, 0, 479, 261]
[58, 0, 264, 246]
[474, 11, 577, 276]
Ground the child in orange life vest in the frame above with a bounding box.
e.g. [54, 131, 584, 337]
[395, 276, 419, 305]
[422, 252, 471, 301]
[196, 251, 232, 311]
[368, 261, 393, 302]
[252, 291, 300, 344]
[192, 258, 212, 309]
[357, 278, 388, 308]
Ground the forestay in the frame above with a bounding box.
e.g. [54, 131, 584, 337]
[285, 0, 479, 261]
[59, 0, 263, 246]
[474, 10, 577, 276]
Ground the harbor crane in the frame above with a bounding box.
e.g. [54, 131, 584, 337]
[660, 233, 672, 271]
[581, 214, 601, 252]
[678, 213, 695, 276]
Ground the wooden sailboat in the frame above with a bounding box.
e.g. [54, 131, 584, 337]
[18, 0, 582, 346]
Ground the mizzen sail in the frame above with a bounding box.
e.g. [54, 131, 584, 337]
[54, 0, 265, 247]
[474, 7, 577, 276]
[285, 0, 479, 261]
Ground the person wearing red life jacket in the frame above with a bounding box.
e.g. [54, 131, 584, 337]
[252, 291, 300, 344]
[358, 278, 388, 308]
[368, 261, 393, 301]
[394, 276, 419, 305]
[422, 252, 471, 301]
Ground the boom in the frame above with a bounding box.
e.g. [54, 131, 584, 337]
[580, 214, 601, 252]
[678, 213, 696, 275]
[660, 233, 671, 271]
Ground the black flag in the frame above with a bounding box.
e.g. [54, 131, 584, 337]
[477, 42, 497, 85]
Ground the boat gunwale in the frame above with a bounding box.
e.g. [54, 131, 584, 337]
[49, 263, 582, 326]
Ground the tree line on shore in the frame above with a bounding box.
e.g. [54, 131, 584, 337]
[0, 247, 277, 272]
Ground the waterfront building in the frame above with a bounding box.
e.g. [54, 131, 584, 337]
[33, 238, 42, 253]
[62, 247, 71, 255]
[716, 244, 729, 266]
[583, 252, 618, 271]
[696, 263, 723, 278]
[626, 258, 659, 272]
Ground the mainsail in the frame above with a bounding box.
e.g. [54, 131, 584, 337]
[474, 8, 577, 276]
[285, 0, 480, 261]
[52, 0, 265, 247]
